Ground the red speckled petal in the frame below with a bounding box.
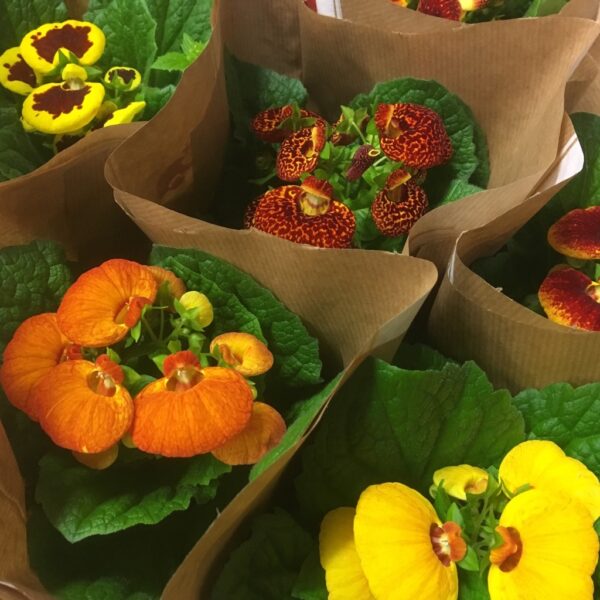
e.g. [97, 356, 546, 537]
[301, 175, 334, 199]
[371, 183, 429, 237]
[539, 267, 600, 331]
[250, 186, 356, 248]
[251, 106, 294, 143]
[417, 0, 463, 19]
[276, 124, 326, 182]
[347, 145, 379, 181]
[548, 207, 600, 260]
[376, 103, 453, 169]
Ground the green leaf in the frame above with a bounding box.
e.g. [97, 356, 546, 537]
[295, 358, 525, 520]
[350, 78, 490, 201]
[36, 451, 230, 541]
[250, 374, 343, 481]
[85, 0, 158, 77]
[151, 51, 192, 72]
[525, 0, 567, 16]
[0, 240, 71, 354]
[440, 179, 485, 205]
[291, 547, 327, 600]
[140, 84, 177, 119]
[0, 93, 49, 181]
[0, 0, 68, 49]
[150, 246, 322, 387]
[393, 342, 456, 371]
[211, 509, 314, 600]
[514, 381, 600, 477]
[458, 570, 490, 600]
[458, 546, 480, 572]
[56, 577, 157, 600]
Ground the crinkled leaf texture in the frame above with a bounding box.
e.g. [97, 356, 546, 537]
[0, 240, 70, 353]
[0, 0, 67, 48]
[295, 357, 525, 519]
[150, 246, 322, 387]
[36, 450, 230, 541]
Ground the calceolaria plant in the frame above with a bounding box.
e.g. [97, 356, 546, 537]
[222, 60, 489, 252]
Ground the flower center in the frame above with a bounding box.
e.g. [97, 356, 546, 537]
[60, 343, 83, 362]
[586, 283, 600, 303]
[87, 370, 117, 397]
[386, 185, 409, 204]
[490, 526, 523, 572]
[465, 477, 488, 495]
[430, 522, 467, 567]
[218, 344, 243, 368]
[115, 296, 151, 328]
[299, 191, 330, 216]
[166, 366, 203, 392]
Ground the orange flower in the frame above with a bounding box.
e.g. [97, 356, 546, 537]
[32, 355, 133, 453]
[131, 351, 254, 457]
[57, 259, 157, 347]
[210, 332, 274, 377]
[146, 265, 186, 299]
[212, 402, 286, 465]
[0, 313, 81, 420]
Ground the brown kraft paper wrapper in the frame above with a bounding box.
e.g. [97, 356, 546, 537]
[426, 103, 600, 391]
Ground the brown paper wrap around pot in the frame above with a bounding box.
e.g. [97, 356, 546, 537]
[427, 87, 600, 391]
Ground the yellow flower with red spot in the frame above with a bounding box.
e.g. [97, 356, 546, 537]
[104, 66, 142, 91]
[103, 101, 146, 128]
[20, 20, 105, 74]
[488, 490, 598, 600]
[210, 332, 274, 377]
[57, 259, 157, 347]
[0, 47, 41, 95]
[433, 465, 489, 500]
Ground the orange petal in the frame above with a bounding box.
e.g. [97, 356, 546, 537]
[371, 182, 428, 237]
[210, 332, 274, 377]
[131, 367, 254, 457]
[375, 103, 453, 169]
[276, 124, 326, 182]
[211, 402, 286, 465]
[33, 360, 134, 453]
[146, 265, 186, 299]
[417, 0, 463, 19]
[0, 313, 75, 420]
[57, 259, 157, 347]
[547, 207, 600, 260]
[539, 266, 600, 331]
[163, 350, 200, 376]
[72, 444, 119, 470]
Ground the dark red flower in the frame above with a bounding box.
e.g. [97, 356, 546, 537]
[548, 206, 600, 260]
[347, 145, 381, 181]
[276, 123, 327, 182]
[417, 0, 463, 19]
[251, 105, 325, 143]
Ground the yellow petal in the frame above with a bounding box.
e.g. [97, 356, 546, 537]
[319, 508, 375, 600]
[62, 63, 87, 82]
[499, 440, 600, 520]
[488, 489, 598, 600]
[0, 47, 40, 95]
[210, 332, 274, 377]
[103, 101, 146, 127]
[354, 482, 458, 600]
[179, 291, 214, 327]
[433, 465, 489, 500]
[104, 66, 142, 91]
[20, 20, 105, 74]
[22, 81, 105, 134]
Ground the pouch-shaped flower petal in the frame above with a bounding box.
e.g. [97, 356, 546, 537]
[57, 259, 157, 347]
[319, 507, 376, 600]
[211, 402, 286, 465]
[0, 313, 79, 420]
[538, 266, 600, 331]
[249, 177, 356, 248]
[252, 105, 325, 143]
[146, 265, 186, 299]
[433, 465, 489, 500]
[32, 359, 133, 453]
[210, 332, 274, 376]
[488, 490, 598, 600]
[417, 0, 463, 19]
[375, 103, 453, 169]
[20, 20, 105, 74]
[104, 66, 142, 91]
[103, 101, 146, 127]
[499, 440, 600, 520]
[548, 206, 600, 260]
[276, 124, 326, 181]
[131, 365, 254, 457]
[354, 482, 460, 600]
[0, 47, 40, 95]
[22, 81, 105, 134]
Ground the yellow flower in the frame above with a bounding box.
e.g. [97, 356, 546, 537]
[20, 20, 105, 74]
[22, 81, 105, 135]
[433, 465, 489, 500]
[0, 47, 41, 95]
[179, 291, 214, 328]
[103, 101, 146, 128]
[499, 440, 600, 519]
[61, 63, 88, 82]
[488, 489, 598, 600]
[104, 66, 142, 91]
[354, 482, 464, 600]
[319, 507, 375, 600]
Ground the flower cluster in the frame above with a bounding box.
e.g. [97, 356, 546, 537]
[539, 206, 600, 330]
[244, 102, 453, 249]
[405, 0, 488, 21]
[319, 440, 600, 599]
[0, 20, 146, 151]
[0, 259, 286, 469]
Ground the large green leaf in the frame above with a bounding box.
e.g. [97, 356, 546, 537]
[0, 240, 71, 353]
[0, 0, 68, 49]
[150, 246, 322, 387]
[295, 358, 525, 520]
[36, 450, 230, 541]
[211, 509, 314, 600]
[85, 0, 158, 77]
[514, 381, 600, 477]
